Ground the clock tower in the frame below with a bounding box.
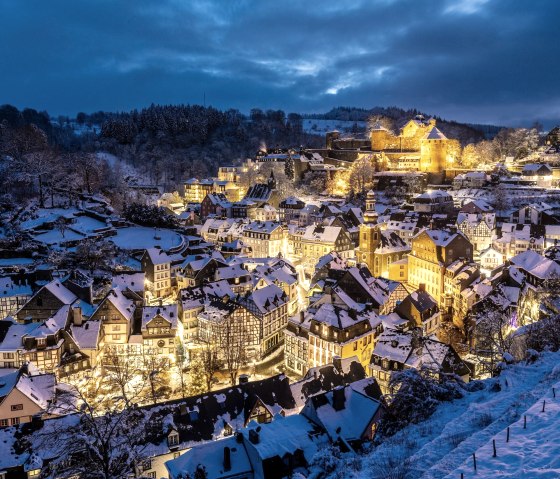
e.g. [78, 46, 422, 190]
[356, 190, 381, 274]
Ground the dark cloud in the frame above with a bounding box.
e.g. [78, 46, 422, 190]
[0, 0, 558, 126]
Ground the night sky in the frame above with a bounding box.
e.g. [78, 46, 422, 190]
[1, 0, 558, 126]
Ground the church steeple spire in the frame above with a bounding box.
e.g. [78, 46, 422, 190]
[364, 190, 378, 224]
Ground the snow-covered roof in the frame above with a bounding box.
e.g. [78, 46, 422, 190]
[248, 284, 287, 314]
[372, 328, 413, 363]
[111, 272, 145, 291]
[15, 373, 57, 409]
[312, 303, 359, 330]
[44, 280, 77, 305]
[244, 221, 282, 234]
[100, 287, 135, 321]
[376, 230, 410, 254]
[0, 320, 41, 351]
[0, 277, 33, 299]
[242, 414, 327, 461]
[166, 435, 251, 479]
[302, 225, 343, 243]
[141, 304, 179, 330]
[424, 126, 447, 140]
[306, 382, 382, 442]
[69, 320, 101, 349]
[510, 250, 560, 280]
[144, 247, 172, 265]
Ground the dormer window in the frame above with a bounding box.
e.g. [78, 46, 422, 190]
[37, 338, 46, 347]
[168, 430, 179, 448]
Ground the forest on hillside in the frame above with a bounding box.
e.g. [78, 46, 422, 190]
[307, 105, 503, 143]
[0, 102, 546, 214]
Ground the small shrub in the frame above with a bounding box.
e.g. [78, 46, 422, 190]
[369, 451, 411, 479]
[447, 431, 469, 447]
[472, 412, 493, 428]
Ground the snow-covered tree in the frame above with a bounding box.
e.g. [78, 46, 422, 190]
[367, 115, 394, 133]
[37, 369, 147, 479]
[348, 155, 375, 195]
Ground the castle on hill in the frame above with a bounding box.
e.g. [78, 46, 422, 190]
[319, 115, 454, 183]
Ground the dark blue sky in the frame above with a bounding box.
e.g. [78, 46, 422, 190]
[1, 0, 558, 126]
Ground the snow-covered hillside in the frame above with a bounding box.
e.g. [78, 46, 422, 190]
[328, 351, 560, 479]
[302, 118, 366, 135]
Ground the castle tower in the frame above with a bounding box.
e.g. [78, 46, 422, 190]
[369, 122, 390, 151]
[356, 190, 381, 273]
[326, 130, 340, 149]
[420, 119, 448, 174]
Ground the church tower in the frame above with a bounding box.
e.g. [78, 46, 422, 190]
[356, 190, 381, 274]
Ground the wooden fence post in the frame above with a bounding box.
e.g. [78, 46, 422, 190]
[473, 452, 477, 471]
[506, 426, 510, 443]
[493, 439, 497, 458]
[524, 415, 527, 429]
[542, 400, 546, 412]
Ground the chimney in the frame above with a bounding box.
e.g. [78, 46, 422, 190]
[333, 356, 342, 372]
[418, 283, 426, 292]
[249, 429, 260, 444]
[223, 447, 231, 472]
[72, 306, 83, 327]
[332, 387, 346, 411]
[179, 404, 187, 416]
[238, 374, 249, 385]
[299, 311, 305, 323]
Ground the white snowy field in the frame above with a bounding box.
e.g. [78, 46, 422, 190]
[352, 351, 560, 479]
[302, 118, 366, 135]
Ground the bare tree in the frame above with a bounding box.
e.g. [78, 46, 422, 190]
[36, 369, 147, 479]
[102, 347, 146, 408]
[75, 238, 116, 274]
[367, 115, 394, 134]
[197, 341, 222, 391]
[71, 152, 104, 194]
[348, 155, 375, 195]
[471, 304, 516, 376]
[217, 317, 248, 386]
[54, 217, 68, 239]
[141, 353, 172, 405]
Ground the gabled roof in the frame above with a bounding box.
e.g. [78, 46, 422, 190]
[424, 126, 447, 140]
[376, 230, 410, 254]
[241, 414, 326, 462]
[0, 367, 57, 410]
[303, 378, 382, 442]
[142, 304, 179, 330]
[143, 248, 171, 265]
[43, 280, 77, 305]
[97, 287, 135, 322]
[69, 320, 101, 349]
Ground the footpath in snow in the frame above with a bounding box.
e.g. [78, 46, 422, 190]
[450, 379, 560, 478]
[358, 351, 560, 479]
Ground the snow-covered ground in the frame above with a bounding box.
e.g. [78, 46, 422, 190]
[302, 118, 366, 135]
[450, 378, 560, 478]
[350, 351, 560, 479]
[96, 152, 150, 184]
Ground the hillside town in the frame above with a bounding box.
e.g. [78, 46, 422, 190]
[1, 116, 560, 479]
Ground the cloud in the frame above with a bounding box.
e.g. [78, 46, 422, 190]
[0, 0, 558, 126]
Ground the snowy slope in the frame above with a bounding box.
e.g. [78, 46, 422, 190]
[450, 379, 560, 478]
[302, 118, 366, 135]
[353, 351, 560, 479]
